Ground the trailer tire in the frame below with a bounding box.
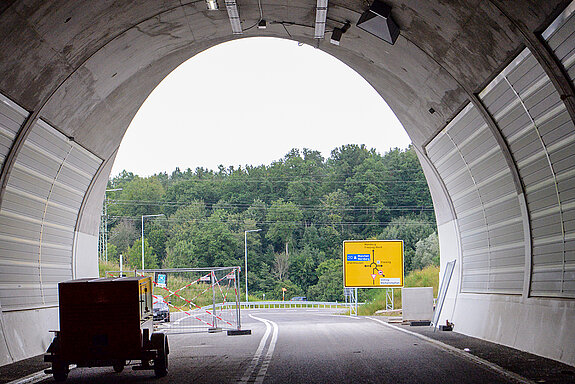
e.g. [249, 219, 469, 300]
[48, 336, 68, 382]
[151, 333, 168, 377]
[113, 361, 125, 373]
[52, 361, 69, 382]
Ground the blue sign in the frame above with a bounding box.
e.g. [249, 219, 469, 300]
[347, 254, 371, 261]
[156, 273, 167, 287]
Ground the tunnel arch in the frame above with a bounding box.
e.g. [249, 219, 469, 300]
[0, 0, 574, 367]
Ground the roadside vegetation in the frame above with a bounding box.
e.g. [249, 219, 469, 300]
[358, 265, 440, 316]
[100, 145, 438, 302]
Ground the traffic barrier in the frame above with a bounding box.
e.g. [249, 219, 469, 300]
[107, 267, 242, 334]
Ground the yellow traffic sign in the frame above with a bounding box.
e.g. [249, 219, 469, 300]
[343, 240, 404, 288]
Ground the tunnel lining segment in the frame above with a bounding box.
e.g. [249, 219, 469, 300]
[0, 114, 102, 312]
[479, 41, 575, 299]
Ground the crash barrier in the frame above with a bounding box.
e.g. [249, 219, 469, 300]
[238, 301, 351, 309]
[107, 267, 242, 334]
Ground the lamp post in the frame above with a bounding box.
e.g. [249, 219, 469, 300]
[141, 214, 164, 270]
[244, 229, 261, 302]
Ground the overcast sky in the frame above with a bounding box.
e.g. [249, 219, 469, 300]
[111, 37, 411, 177]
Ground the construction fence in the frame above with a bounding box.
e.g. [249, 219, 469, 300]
[106, 267, 242, 334]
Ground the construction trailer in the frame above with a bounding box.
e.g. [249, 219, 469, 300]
[44, 276, 169, 381]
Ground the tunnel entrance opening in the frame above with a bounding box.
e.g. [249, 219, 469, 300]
[100, 36, 437, 317]
[1, 0, 574, 370]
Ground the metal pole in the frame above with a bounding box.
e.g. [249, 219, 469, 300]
[211, 270, 217, 329]
[234, 267, 241, 330]
[354, 287, 358, 316]
[141, 215, 144, 270]
[244, 231, 248, 302]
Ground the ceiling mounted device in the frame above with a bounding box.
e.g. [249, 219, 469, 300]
[205, 0, 218, 10]
[225, 0, 242, 34]
[256, 0, 266, 29]
[330, 21, 350, 46]
[356, 0, 400, 45]
[314, 0, 328, 39]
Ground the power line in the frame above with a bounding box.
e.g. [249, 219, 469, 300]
[108, 215, 436, 227]
[106, 199, 434, 212]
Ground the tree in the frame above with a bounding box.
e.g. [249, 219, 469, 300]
[288, 247, 319, 292]
[378, 215, 436, 272]
[273, 252, 290, 281]
[102, 144, 437, 300]
[164, 240, 195, 268]
[108, 176, 165, 219]
[105, 243, 118, 263]
[125, 238, 158, 269]
[413, 232, 439, 270]
[265, 199, 303, 250]
[109, 219, 139, 255]
[307, 259, 343, 301]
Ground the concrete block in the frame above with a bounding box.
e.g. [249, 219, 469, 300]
[402, 287, 434, 321]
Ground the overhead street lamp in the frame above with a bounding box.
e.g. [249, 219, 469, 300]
[244, 229, 262, 302]
[141, 214, 164, 270]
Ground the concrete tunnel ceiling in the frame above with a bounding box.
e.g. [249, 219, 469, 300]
[0, 0, 575, 367]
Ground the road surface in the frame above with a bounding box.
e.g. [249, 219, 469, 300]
[42, 309, 521, 383]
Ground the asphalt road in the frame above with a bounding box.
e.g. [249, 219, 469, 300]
[42, 309, 521, 383]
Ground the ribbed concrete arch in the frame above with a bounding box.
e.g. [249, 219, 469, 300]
[0, 0, 574, 367]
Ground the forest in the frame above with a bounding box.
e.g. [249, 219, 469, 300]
[101, 144, 438, 302]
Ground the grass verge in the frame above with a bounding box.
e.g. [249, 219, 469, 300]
[357, 265, 440, 316]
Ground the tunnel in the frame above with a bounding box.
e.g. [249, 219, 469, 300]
[0, 0, 574, 368]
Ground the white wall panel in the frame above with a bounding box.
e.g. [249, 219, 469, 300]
[480, 36, 575, 297]
[0, 94, 28, 167]
[426, 104, 525, 294]
[0, 119, 102, 311]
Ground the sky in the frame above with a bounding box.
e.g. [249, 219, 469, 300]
[111, 37, 411, 177]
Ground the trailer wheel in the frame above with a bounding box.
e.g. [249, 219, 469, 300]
[47, 336, 69, 382]
[151, 333, 168, 377]
[52, 361, 69, 382]
[113, 361, 125, 373]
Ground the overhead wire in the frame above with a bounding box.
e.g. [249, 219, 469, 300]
[108, 215, 436, 227]
[106, 199, 434, 212]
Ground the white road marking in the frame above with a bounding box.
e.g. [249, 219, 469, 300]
[366, 317, 536, 384]
[238, 315, 272, 383]
[6, 370, 50, 384]
[254, 318, 278, 384]
[8, 365, 77, 384]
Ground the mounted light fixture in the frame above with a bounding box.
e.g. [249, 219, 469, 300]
[206, 0, 218, 11]
[258, 19, 267, 29]
[356, 0, 400, 45]
[225, 0, 242, 34]
[314, 0, 328, 39]
[330, 21, 350, 46]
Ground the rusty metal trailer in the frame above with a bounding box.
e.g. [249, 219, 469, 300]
[44, 276, 169, 381]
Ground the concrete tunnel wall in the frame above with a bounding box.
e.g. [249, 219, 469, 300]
[0, 0, 574, 367]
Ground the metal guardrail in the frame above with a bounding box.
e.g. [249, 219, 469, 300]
[235, 301, 351, 309]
